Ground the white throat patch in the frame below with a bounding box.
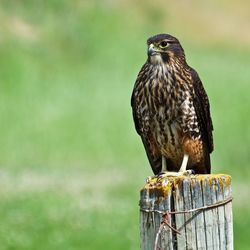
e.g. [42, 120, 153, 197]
[150, 54, 163, 65]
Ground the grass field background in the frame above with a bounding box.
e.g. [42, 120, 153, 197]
[0, 1, 250, 249]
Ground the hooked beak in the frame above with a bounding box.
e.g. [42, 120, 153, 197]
[147, 44, 157, 57]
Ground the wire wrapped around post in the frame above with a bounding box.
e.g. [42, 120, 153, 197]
[139, 174, 233, 250]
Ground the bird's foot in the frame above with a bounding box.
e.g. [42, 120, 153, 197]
[158, 169, 195, 178]
[180, 169, 195, 176]
[146, 176, 153, 183]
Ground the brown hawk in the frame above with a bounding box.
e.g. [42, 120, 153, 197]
[131, 34, 213, 176]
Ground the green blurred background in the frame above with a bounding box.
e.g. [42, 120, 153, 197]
[0, 0, 250, 249]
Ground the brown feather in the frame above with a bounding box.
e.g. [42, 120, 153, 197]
[131, 34, 213, 175]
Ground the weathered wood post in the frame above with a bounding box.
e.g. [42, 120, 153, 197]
[139, 174, 233, 250]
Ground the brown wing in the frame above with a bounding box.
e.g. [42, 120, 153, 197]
[190, 69, 214, 172]
[131, 64, 162, 175]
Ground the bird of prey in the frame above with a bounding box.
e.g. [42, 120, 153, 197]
[131, 34, 213, 176]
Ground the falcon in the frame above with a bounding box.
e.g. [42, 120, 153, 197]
[131, 34, 213, 176]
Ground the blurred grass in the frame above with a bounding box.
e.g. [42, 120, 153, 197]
[0, 0, 250, 249]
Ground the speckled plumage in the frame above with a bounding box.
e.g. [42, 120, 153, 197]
[131, 34, 213, 175]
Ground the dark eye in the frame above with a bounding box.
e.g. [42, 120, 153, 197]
[159, 41, 169, 48]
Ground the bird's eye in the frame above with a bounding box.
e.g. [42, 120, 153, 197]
[159, 41, 169, 48]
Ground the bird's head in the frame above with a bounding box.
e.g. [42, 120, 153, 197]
[147, 34, 185, 65]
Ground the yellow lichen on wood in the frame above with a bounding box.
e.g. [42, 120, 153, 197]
[141, 174, 231, 198]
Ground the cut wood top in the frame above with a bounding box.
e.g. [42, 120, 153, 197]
[141, 174, 231, 198]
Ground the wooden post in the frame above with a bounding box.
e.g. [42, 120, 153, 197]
[139, 174, 233, 250]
